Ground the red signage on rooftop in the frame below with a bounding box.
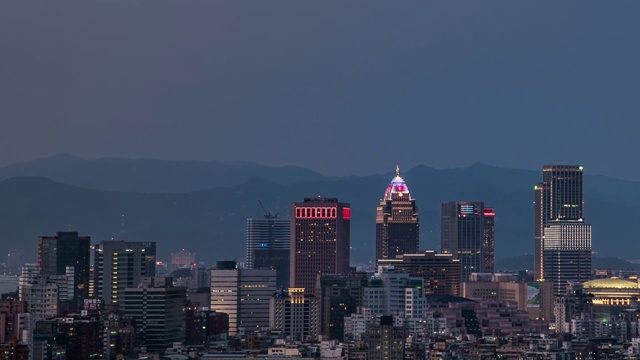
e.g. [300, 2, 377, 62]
[295, 206, 337, 219]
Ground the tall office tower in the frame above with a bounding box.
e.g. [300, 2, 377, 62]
[316, 272, 369, 341]
[246, 216, 291, 289]
[365, 316, 405, 360]
[376, 165, 419, 264]
[534, 165, 584, 280]
[543, 222, 592, 295]
[210, 261, 276, 336]
[290, 197, 350, 295]
[38, 231, 90, 311]
[94, 240, 157, 305]
[123, 277, 186, 353]
[377, 251, 461, 296]
[483, 208, 495, 273]
[441, 202, 495, 281]
[269, 288, 321, 341]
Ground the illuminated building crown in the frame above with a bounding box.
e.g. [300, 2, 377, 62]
[384, 164, 412, 201]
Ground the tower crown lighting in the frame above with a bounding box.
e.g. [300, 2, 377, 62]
[384, 165, 412, 200]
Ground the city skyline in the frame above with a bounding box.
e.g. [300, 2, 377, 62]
[4, 164, 636, 358]
[1, 0, 638, 357]
[2, 160, 634, 266]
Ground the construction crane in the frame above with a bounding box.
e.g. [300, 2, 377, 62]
[258, 200, 279, 219]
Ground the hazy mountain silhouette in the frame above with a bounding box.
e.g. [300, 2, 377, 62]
[0, 155, 324, 193]
[0, 158, 638, 265]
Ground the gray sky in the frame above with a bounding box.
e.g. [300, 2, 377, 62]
[1, 1, 639, 180]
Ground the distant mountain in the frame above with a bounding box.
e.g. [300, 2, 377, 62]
[0, 155, 324, 193]
[0, 158, 639, 265]
[496, 254, 640, 272]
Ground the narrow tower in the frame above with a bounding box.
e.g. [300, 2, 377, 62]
[375, 165, 419, 264]
[441, 201, 495, 281]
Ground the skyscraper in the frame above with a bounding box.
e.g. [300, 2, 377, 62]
[534, 165, 585, 281]
[94, 240, 157, 305]
[534, 165, 592, 296]
[246, 217, 290, 289]
[290, 197, 350, 295]
[543, 222, 592, 295]
[38, 231, 90, 311]
[209, 261, 276, 336]
[123, 276, 186, 353]
[376, 165, 419, 263]
[441, 202, 495, 281]
[483, 208, 496, 273]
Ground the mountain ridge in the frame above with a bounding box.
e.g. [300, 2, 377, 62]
[0, 157, 638, 265]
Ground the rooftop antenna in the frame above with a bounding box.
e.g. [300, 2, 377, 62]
[258, 200, 278, 219]
[120, 214, 126, 235]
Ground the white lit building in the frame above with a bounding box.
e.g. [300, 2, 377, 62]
[210, 262, 276, 336]
[543, 221, 592, 295]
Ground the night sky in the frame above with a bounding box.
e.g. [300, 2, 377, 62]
[1, 1, 639, 180]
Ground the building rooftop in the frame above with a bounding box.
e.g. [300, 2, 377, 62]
[384, 165, 412, 200]
[583, 278, 638, 289]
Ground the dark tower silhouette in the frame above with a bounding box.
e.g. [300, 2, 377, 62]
[290, 197, 350, 295]
[38, 231, 90, 312]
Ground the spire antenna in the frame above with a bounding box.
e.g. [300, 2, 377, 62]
[396, 164, 401, 177]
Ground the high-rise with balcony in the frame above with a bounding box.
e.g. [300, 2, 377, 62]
[290, 197, 350, 296]
[376, 165, 419, 264]
[441, 202, 495, 281]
